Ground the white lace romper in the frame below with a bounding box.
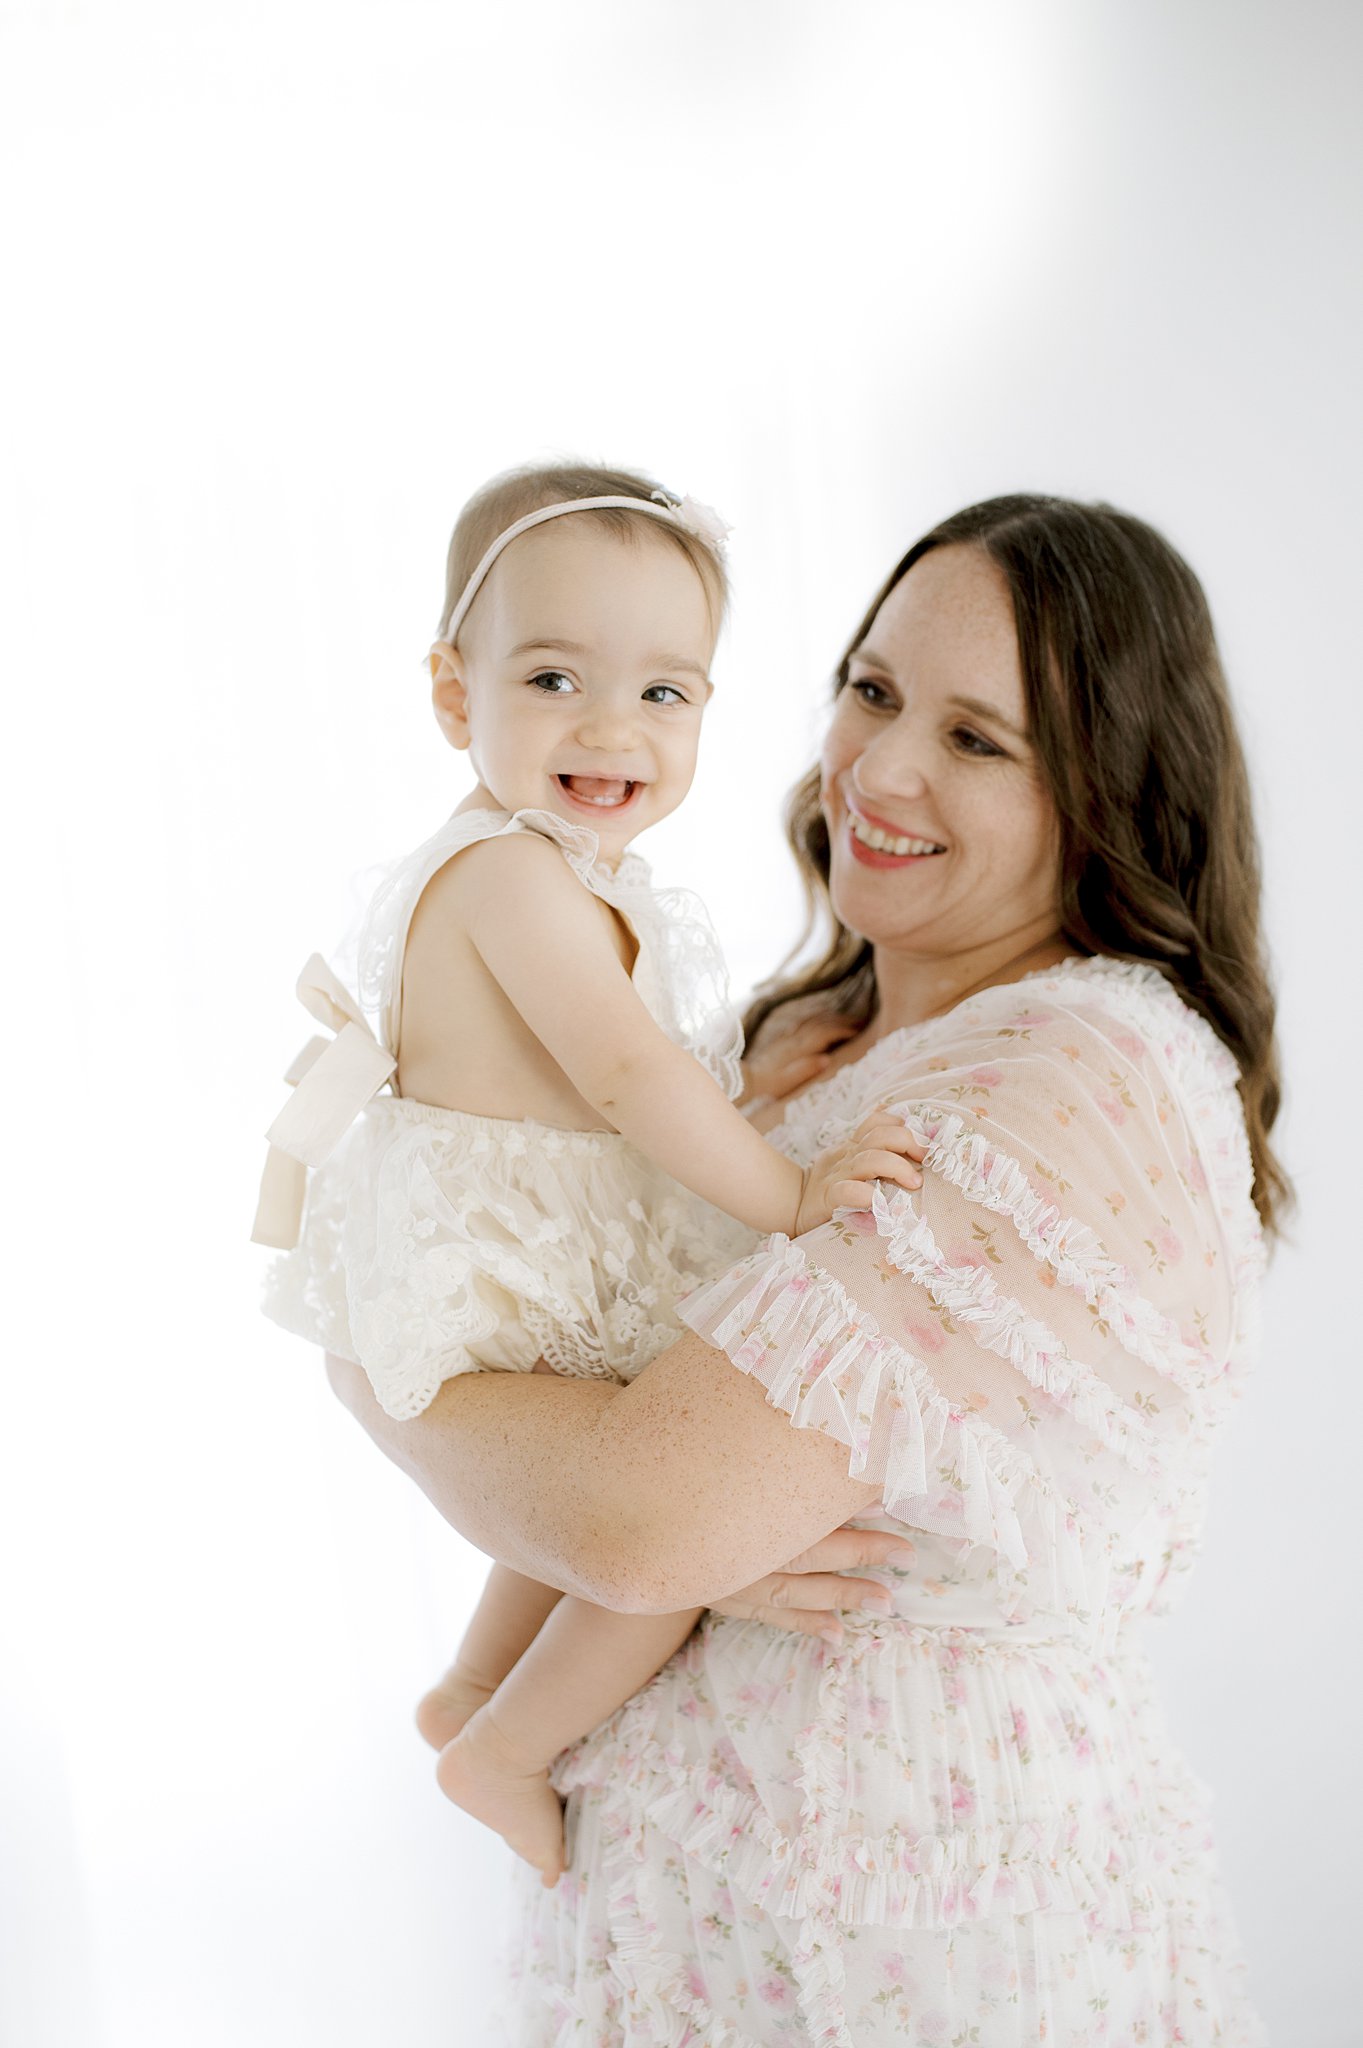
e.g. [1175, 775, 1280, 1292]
[261, 807, 752, 1420]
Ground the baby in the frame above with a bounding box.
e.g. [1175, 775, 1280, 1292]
[256, 463, 921, 1885]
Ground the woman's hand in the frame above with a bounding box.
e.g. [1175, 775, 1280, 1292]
[739, 1012, 859, 1107]
[793, 1112, 925, 1235]
[708, 1523, 916, 1645]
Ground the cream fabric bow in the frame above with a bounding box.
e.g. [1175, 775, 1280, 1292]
[251, 954, 398, 1250]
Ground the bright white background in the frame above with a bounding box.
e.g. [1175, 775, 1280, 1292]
[3, 2, 1360, 2042]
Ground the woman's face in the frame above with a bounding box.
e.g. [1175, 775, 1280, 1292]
[820, 543, 1062, 963]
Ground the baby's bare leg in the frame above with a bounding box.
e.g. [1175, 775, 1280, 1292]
[437, 1599, 703, 1887]
[416, 1563, 563, 1751]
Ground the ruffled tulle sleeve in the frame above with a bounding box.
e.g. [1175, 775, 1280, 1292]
[680, 962, 1262, 1619]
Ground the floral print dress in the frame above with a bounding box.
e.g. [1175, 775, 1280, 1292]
[503, 957, 1267, 2046]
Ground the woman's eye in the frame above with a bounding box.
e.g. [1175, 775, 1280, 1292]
[848, 676, 895, 709]
[951, 725, 1004, 758]
[642, 683, 686, 705]
[528, 670, 576, 695]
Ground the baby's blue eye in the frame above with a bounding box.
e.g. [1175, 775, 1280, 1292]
[643, 684, 686, 705]
[529, 670, 576, 694]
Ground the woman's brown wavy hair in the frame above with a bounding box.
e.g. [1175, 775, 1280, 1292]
[745, 494, 1290, 1236]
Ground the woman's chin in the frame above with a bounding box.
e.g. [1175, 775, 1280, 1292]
[829, 867, 947, 948]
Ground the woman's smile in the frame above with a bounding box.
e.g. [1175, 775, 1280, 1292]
[845, 799, 947, 865]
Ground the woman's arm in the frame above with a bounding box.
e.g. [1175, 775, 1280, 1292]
[326, 1335, 883, 1614]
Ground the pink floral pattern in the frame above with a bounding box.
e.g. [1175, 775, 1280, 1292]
[498, 959, 1266, 2044]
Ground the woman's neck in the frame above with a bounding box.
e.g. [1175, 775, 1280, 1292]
[865, 926, 1081, 1042]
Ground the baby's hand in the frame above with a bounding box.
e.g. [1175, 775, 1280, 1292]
[793, 1113, 926, 1235]
[740, 1012, 859, 1107]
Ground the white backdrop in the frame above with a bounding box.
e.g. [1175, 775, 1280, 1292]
[4, 2, 1360, 2043]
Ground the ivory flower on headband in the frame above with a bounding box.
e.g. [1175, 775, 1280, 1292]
[651, 491, 732, 553]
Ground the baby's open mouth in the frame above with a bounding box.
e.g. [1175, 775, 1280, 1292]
[557, 775, 638, 808]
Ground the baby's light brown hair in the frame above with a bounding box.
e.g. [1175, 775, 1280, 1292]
[436, 462, 730, 647]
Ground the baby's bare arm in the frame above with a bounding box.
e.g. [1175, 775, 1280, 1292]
[453, 834, 808, 1233]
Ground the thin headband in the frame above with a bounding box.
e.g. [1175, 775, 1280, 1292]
[439, 492, 731, 646]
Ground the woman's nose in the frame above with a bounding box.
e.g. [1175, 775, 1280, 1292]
[853, 727, 931, 803]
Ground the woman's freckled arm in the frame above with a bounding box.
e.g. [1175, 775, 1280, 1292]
[325, 1334, 881, 1613]
[325, 1354, 636, 1604]
[587, 1336, 883, 1610]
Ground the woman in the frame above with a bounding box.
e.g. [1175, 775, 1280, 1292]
[330, 494, 1282, 2044]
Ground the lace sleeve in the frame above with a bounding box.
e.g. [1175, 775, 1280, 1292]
[592, 850, 745, 1101]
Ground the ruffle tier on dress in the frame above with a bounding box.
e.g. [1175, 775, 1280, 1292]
[507, 1616, 1262, 2047]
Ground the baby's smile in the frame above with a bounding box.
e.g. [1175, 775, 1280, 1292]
[555, 772, 646, 815]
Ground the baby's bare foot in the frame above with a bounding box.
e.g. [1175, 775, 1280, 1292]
[415, 1669, 494, 1753]
[436, 1705, 565, 1889]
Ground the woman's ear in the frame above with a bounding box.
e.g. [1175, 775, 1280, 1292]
[429, 641, 472, 750]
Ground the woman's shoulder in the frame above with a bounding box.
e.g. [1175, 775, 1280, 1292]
[881, 955, 1241, 1112]
[783, 955, 1256, 1238]
[781, 954, 1261, 1370]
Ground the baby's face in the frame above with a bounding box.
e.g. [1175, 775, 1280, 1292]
[443, 519, 716, 859]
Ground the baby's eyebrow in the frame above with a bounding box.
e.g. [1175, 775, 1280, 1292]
[510, 636, 710, 682]
[646, 654, 712, 681]
[508, 637, 589, 660]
